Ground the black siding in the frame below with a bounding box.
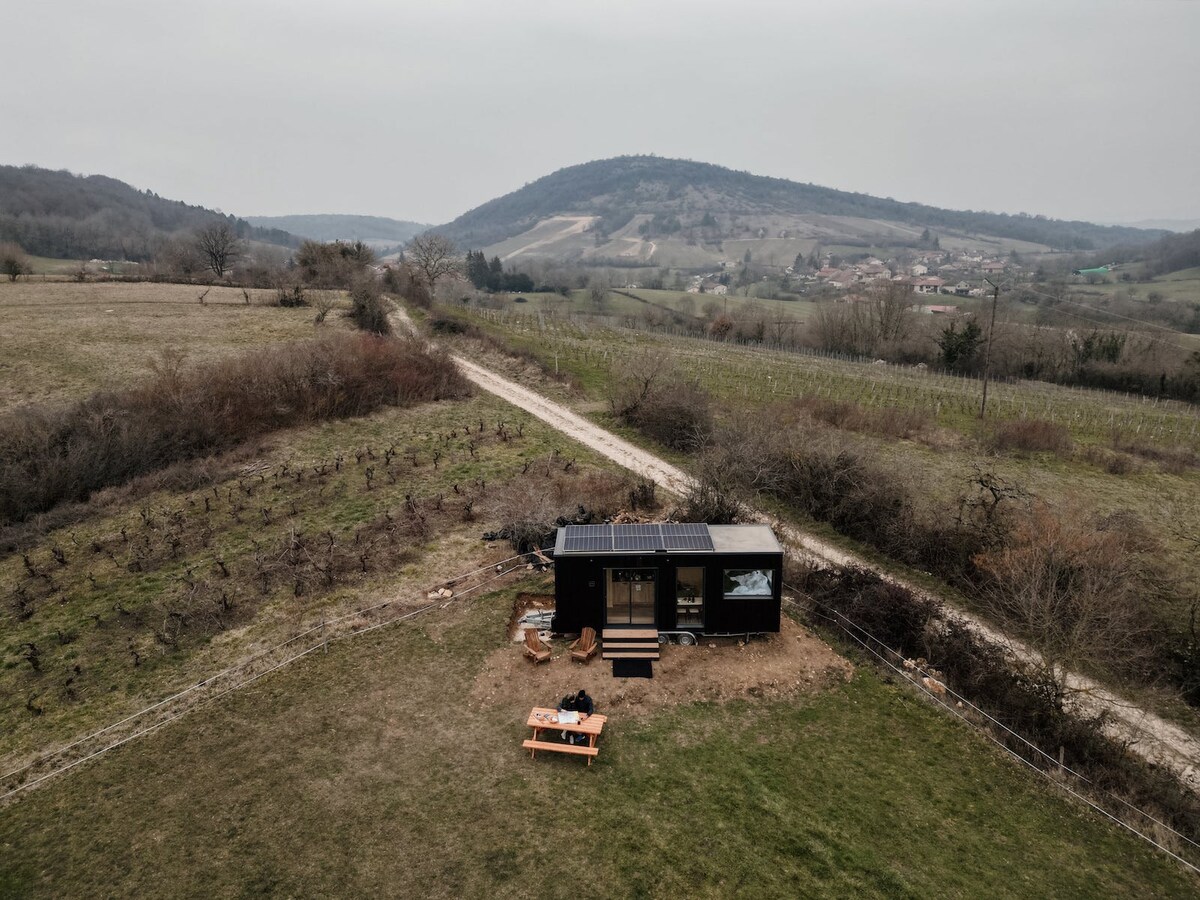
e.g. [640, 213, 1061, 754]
[552, 551, 782, 635]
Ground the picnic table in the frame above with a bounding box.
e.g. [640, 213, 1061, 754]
[522, 707, 607, 766]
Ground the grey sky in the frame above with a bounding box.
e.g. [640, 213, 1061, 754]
[3, 0, 1197, 226]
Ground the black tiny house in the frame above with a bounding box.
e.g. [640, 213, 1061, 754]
[552, 523, 783, 637]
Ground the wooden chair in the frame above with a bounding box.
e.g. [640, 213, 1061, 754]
[523, 628, 551, 664]
[569, 627, 598, 663]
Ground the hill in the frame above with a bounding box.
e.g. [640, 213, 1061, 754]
[435, 156, 1164, 264]
[244, 213, 428, 248]
[0, 165, 297, 261]
[1099, 227, 1200, 278]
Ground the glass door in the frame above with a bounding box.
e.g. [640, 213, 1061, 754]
[606, 568, 656, 625]
[675, 567, 704, 629]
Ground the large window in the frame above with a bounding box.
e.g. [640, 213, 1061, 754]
[723, 568, 774, 599]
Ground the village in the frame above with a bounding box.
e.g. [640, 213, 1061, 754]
[681, 245, 1020, 315]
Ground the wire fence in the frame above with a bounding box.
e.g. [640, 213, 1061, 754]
[789, 590, 1200, 875]
[0, 551, 548, 804]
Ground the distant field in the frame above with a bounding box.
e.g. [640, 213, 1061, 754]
[1, 592, 1194, 898]
[1075, 270, 1200, 304]
[0, 282, 333, 411]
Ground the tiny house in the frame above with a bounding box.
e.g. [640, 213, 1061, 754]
[552, 523, 783, 639]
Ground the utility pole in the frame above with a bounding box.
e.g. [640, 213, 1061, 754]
[979, 277, 1000, 418]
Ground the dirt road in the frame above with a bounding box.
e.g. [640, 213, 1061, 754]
[429, 319, 1200, 787]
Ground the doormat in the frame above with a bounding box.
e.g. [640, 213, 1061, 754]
[612, 659, 653, 679]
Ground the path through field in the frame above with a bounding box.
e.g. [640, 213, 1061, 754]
[410, 308, 1200, 789]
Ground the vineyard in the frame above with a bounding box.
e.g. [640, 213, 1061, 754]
[467, 308, 1200, 448]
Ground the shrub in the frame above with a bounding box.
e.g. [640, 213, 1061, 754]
[990, 419, 1073, 455]
[609, 354, 713, 451]
[1111, 434, 1198, 473]
[488, 469, 647, 553]
[349, 277, 392, 334]
[794, 395, 931, 440]
[0, 334, 469, 523]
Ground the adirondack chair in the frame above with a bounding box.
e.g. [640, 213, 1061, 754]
[569, 627, 598, 663]
[523, 628, 551, 664]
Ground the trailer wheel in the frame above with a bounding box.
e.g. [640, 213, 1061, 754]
[658, 633, 671, 645]
[678, 632, 697, 646]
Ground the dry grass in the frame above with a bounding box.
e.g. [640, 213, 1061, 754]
[0, 281, 339, 412]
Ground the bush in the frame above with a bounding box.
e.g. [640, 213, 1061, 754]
[990, 419, 1073, 455]
[627, 380, 713, 451]
[609, 355, 713, 452]
[349, 277, 392, 334]
[794, 395, 931, 440]
[1111, 434, 1198, 473]
[0, 334, 469, 523]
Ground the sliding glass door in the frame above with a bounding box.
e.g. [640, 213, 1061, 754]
[605, 568, 656, 625]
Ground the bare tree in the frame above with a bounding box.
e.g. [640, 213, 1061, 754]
[193, 221, 243, 279]
[407, 233, 460, 295]
[587, 276, 610, 311]
[0, 243, 31, 282]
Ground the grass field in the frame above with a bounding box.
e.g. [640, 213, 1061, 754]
[1, 589, 1195, 898]
[2, 280, 1198, 894]
[1070, 268, 1200, 304]
[0, 281, 336, 411]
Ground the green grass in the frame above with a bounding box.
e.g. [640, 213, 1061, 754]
[0, 593, 1194, 898]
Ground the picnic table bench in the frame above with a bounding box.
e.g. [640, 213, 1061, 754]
[522, 707, 607, 766]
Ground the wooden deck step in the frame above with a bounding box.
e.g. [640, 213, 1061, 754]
[601, 627, 660, 660]
[600, 633, 657, 643]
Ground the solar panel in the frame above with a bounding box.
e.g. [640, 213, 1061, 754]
[562, 524, 612, 552]
[612, 524, 664, 552]
[562, 523, 714, 553]
[662, 523, 714, 551]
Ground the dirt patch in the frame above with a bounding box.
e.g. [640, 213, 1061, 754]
[507, 592, 555, 642]
[471, 616, 852, 718]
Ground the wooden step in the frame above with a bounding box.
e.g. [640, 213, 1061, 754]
[602, 650, 660, 660]
[601, 641, 660, 650]
[600, 633, 657, 643]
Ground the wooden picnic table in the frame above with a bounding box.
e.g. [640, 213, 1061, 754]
[523, 707, 607, 766]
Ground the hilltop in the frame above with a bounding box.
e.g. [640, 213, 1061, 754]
[435, 156, 1163, 266]
[244, 213, 428, 248]
[0, 165, 296, 261]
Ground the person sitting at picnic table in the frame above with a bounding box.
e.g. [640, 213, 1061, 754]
[558, 689, 595, 745]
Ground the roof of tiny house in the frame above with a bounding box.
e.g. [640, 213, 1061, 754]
[553, 523, 782, 556]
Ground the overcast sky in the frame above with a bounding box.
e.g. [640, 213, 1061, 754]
[3, 0, 1197, 226]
